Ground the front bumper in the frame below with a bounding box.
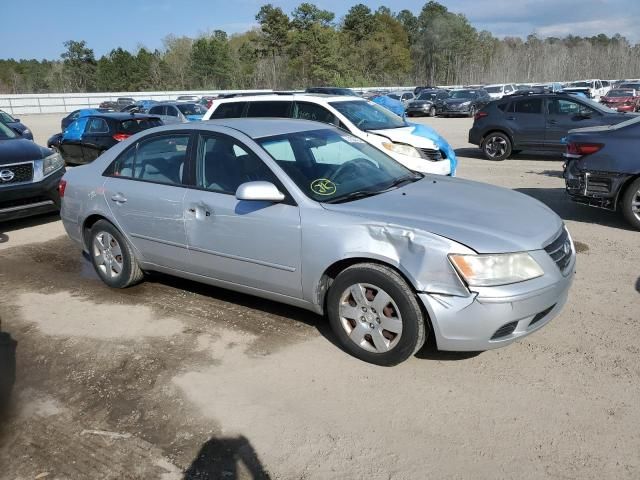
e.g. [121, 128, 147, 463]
[406, 104, 434, 115]
[0, 168, 64, 222]
[563, 159, 629, 210]
[419, 249, 576, 351]
[440, 105, 471, 116]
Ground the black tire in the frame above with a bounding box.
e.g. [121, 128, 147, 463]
[327, 263, 427, 366]
[481, 131, 512, 161]
[620, 177, 640, 230]
[89, 220, 144, 288]
[512, 150, 523, 155]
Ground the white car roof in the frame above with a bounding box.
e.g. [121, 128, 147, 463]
[212, 94, 364, 104]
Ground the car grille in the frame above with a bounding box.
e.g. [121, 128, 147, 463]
[0, 162, 34, 185]
[420, 148, 444, 161]
[491, 321, 518, 340]
[0, 195, 51, 211]
[544, 228, 572, 272]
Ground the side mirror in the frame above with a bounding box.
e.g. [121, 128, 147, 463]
[13, 118, 20, 122]
[235, 181, 285, 202]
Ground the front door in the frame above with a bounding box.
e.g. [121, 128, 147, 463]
[545, 98, 604, 149]
[183, 132, 303, 298]
[507, 97, 546, 147]
[102, 132, 193, 270]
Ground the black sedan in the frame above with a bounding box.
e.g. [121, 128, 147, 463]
[0, 121, 65, 222]
[564, 115, 640, 230]
[438, 89, 491, 117]
[49, 113, 162, 165]
[0, 109, 33, 140]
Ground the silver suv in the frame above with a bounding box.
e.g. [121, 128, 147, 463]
[59, 119, 575, 365]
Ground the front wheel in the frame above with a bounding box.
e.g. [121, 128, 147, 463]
[481, 132, 512, 161]
[89, 220, 144, 288]
[327, 263, 427, 366]
[620, 177, 640, 230]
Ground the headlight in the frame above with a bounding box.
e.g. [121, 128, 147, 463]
[43, 152, 64, 176]
[22, 128, 31, 135]
[382, 142, 422, 158]
[449, 252, 544, 287]
[460, 101, 471, 106]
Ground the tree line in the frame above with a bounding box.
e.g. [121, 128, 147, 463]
[2, 1, 640, 94]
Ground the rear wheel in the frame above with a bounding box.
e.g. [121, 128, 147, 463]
[482, 132, 512, 161]
[327, 263, 427, 366]
[620, 177, 640, 230]
[89, 220, 144, 288]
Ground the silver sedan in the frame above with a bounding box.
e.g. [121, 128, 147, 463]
[59, 119, 575, 365]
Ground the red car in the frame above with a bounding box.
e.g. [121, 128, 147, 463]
[600, 89, 640, 112]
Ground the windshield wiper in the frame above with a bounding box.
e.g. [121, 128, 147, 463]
[381, 174, 422, 191]
[324, 189, 382, 204]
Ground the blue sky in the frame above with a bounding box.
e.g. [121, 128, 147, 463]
[2, 0, 638, 60]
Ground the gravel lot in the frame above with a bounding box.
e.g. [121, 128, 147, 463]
[1, 114, 638, 479]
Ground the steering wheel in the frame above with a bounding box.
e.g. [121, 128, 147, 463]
[329, 158, 378, 183]
[355, 118, 367, 129]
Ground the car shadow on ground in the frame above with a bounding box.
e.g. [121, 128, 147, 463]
[516, 187, 634, 230]
[636, 277, 640, 293]
[184, 434, 271, 480]
[0, 213, 60, 244]
[455, 147, 563, 162]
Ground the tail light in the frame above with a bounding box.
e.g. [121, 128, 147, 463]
[474, 111, 488, 121]
[58, 179, 67, 197]
[113, 133, 131, 142]
[566, 142, 603, 157]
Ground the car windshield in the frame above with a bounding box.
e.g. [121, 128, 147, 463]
[257, 128, 419, 203]
[329, 100, 406, 130]
[569, 82, 590, 88]
[0, 121, 18, 139]
[387, 94, 400, 100]
[484, 86, 502, 93]
[417, 92, 437, 100]
[118, 118, 163, 134]
[177, 103, 206, 116]
[607, 90, 634, 97]
[0, 111, 15, 123]
[449, 90, 476, 99]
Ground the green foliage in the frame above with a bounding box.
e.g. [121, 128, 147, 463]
[2, 1, 640, 94]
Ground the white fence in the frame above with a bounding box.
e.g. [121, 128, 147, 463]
[0, 87, 417, 115]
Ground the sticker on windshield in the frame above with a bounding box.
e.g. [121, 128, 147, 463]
[310, 179, 337, 196]
[342, 135, 365, 144]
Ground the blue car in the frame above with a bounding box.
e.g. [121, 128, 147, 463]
[0, 110, 33, 140]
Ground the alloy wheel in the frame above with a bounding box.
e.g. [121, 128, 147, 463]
[485, 135, 508, 158]
[93, 231, 124, 279]
[632, 187, 640, 222]
[338, 283, 403, 353]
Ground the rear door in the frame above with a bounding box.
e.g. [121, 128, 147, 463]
[102, 132, 194, 270]
[505, 97, 546, 147]
[545, 98, 604, 148]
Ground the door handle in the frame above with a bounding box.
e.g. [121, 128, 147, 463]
[506, 116, 516, 121]
[111, 193, 127, 203]
[548, 119, 557, 125]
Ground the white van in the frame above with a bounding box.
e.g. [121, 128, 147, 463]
[203, 94, 456, 176]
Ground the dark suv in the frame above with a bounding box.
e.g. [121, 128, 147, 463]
[438, 89, 491, 118]
[406, 89, 449, 117]
[469, 93, 632, 160]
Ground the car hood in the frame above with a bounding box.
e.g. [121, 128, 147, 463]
[366, 126, 438, 148]
[0, 138, 49, 164]
[186, 114, 204, 122]
[322, 176, 562, 253]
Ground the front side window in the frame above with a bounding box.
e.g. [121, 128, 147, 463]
[258, 128, 416, 203]
[293, 102, 336, 124]
[549, 99, 597, 116]
[107, 134, 189, 185]
[210, 102, 246, 119]
[166, 106, 179, 117]
[86, 118, 110, 134]
[196, 134, 278, 194]
[329, 100, 406, 130]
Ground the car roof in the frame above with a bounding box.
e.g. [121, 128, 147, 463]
[145, 118, 336, 139]
[214, 93, 364, 103]
[87, 113, 160, 121]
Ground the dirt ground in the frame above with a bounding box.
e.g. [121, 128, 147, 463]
[0, 114, 638, 480]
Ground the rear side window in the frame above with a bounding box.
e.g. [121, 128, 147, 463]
[513, 99, 542, 114]
[497, 102, 510, 112]
[148, 106, 165, 115]
[246, 101, 292, 118]
[210, 102, 246, 119]
[106, 134, 190, 185]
